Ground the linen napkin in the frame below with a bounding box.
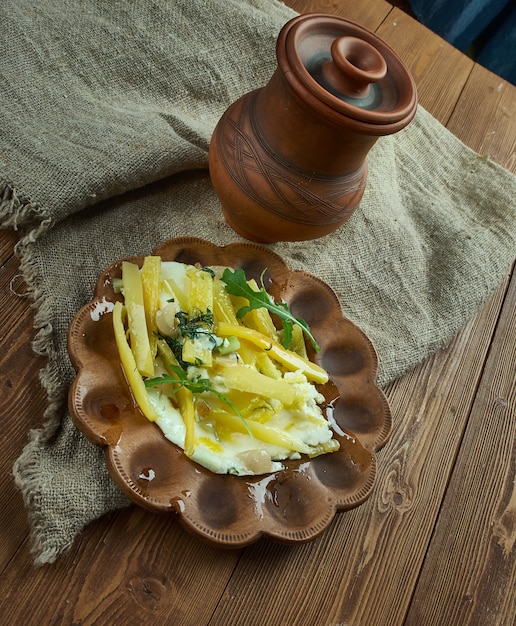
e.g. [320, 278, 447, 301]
[1, 0, 515, 565]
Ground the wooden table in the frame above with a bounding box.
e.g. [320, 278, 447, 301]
[1, 1, 515, 624]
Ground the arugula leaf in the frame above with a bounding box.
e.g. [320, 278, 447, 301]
[221, 267, 320, 352]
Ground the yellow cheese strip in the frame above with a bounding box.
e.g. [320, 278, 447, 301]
[210, 409, 313, 455]
[212, 277, 240, 325]
[112, 301, 159, 422]
[140, 255, 161, 358]
[215, 362, 296, 406]
[122, 261, 154, 377]
[242, 278, 279, 340]
[188, 266, 214, 314]
[156, 339, 196, 457]
[216, 322, 328, 384]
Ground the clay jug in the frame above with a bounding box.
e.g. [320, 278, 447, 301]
[208, 14, 417, 243]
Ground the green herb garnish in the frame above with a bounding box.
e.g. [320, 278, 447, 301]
[175, 310, 214, 339]
[145, 366, 255, 441]
[221, 267, 319, 352]
[161, 309, 216, 367]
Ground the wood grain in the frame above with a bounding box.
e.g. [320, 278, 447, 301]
[447, 62, 516, 171]
[376, 8, 474, 123]
[0, 227, 19, 261]
[405, 269, 516, 626]
[0, 252, 47, 571]
[285, 0, 393, 29]
[1, 507, 244, 625]
[206, 275, 510, 626]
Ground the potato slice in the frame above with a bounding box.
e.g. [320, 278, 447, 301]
[112, 301, 159, 421]
[122, 261, 154, 377]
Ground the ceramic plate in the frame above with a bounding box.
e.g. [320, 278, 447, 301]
[67, 237, 391, 546]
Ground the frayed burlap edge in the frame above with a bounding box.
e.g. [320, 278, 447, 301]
[1, 181, 51, 234]
[12, 254, 75, 564]
[4, 176, 148, 566]
[2, 181, 65, 563]
[1, 180, 126, 566]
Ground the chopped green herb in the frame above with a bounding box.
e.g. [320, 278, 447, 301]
[175, 310, 214, 339]
[145, 366, 255, 441]
[221, 267, 319, 352]
[160, 309, 217, 367]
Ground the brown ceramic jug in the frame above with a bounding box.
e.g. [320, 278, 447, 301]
[208, 14, 417, 243]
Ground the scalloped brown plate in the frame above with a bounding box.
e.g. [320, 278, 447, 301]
[67, 237, 391, 547]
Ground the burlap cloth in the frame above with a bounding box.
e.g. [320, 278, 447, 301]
[1, 0, 515, 565]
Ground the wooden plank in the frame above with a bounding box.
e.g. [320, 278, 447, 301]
[0, 255, 33, 334]
[376, 8, 474, 124]
[405, 268, 516, 626]
[0, 229, 19, 263]
[284, 0, 393, 30]
[0, 223, 241, 623]
[404, 62, 516, 626]
[0, 230, 242, 623]
[206, 275, 508, 625]
[0, 249, 48, 571]
[446, 62, 516, 173]
[0, 506, 243, 625]
[0, 324, 46, 568]
[0, 2, 513, 625]
[206, 9, 516, 621]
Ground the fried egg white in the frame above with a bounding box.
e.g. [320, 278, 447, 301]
[147, 372, 336, 476]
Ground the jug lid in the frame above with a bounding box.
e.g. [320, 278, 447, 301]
[277, 14, 417, 132]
